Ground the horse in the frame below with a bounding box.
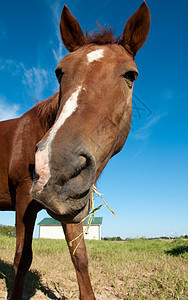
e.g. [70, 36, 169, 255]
[0, 3, 150, 299]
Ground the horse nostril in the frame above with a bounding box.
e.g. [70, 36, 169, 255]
[70, 155, 88, 179]
[56, 174, 67, 186]
[70, 165, 85, 179]
[56, 155, 88, 187]
[33, 168, 40, 181]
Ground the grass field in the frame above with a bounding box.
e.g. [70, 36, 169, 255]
[0, 234, 188, 299]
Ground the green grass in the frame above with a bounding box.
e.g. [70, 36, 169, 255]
[0, 234, 188, 299]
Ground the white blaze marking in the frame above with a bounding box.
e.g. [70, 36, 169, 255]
[87, 49, 104, 63]
[47, 85, 82, 144]
[35, 86, 82, 192]
[35, 147, 50, 192]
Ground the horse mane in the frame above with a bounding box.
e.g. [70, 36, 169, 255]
[35, 92, 59, 130]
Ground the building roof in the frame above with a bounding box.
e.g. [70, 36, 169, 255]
[38, 217, 103, 226]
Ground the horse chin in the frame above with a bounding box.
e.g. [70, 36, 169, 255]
[31, 182, 92, 224]
[46, 196, 92, 224]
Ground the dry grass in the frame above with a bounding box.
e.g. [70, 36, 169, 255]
[0, 235, 188, 299]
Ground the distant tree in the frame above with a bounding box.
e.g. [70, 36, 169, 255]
[103, 236, 123, 241]
[0, 224, 16, 236]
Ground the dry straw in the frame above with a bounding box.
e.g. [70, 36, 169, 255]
[70, 185, 115, 254]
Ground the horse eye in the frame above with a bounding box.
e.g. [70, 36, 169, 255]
[123, 71, 138, 82]
[55, 68, 63, 84]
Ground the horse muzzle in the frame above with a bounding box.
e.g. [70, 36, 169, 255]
[31, 146, 96, 223]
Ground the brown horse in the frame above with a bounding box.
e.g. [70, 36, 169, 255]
[0, 3, 150, 300]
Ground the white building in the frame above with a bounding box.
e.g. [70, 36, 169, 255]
[38, 217, 103, 240]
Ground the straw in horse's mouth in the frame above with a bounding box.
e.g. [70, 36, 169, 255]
[69, 185, 115, 254]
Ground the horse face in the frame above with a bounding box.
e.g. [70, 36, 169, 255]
[31, 3, 150, 223]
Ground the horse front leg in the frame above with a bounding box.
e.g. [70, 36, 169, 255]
[10, 198, 40, 300]
[62, 223, 96, 300]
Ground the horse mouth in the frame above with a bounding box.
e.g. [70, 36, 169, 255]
[31, 181, 93, 224]
[46, 195, 92, 224]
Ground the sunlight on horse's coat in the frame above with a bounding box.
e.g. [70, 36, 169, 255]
[87, 49, 104, 63]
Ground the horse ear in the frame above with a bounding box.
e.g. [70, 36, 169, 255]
[121, 2, 150, 57]
[60, 5, 86, 52]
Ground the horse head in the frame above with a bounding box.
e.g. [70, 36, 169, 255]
[31, 3, 150, 223]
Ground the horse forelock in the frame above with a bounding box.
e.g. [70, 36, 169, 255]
[86, 26, 122, 45]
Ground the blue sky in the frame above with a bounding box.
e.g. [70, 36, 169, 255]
[0, 0, 187, 239]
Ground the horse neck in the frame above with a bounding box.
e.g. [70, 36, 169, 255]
[35, 92, 59, 135]
[14, 91, 60, 157]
